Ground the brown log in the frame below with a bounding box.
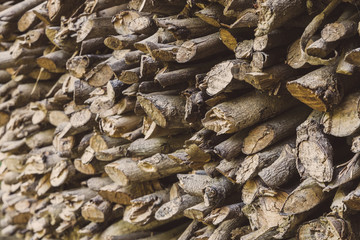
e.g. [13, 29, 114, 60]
[235, 138, 295, 185]
[228, 8, 258, 28]
[195, 3, 233, 27]
[129, 0, 186, 15]
[214, 130, 248, 160]
[205, 202, 244, 226]
[253, 28, 301, 51]
[66, 54, 111, 79]
[37, 50, 72, 73]
[242, 106, 310, 155]
[112, 11, 155, 36]
[176, 32, 229, 63]
[100, 114, 143, 138]
[296, 110, 334, 183]
[208, 218, 245, 240]
[202, 91, 298, 134]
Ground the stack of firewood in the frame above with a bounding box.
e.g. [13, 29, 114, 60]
[1, 0, 360, 239]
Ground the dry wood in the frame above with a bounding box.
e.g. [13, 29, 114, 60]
[296, 110, 334, 183]
[215, 158, 243, 183]
[214, 130, 248, 160]
[242, 106, 310, 155]
[202, 91, 297, 134]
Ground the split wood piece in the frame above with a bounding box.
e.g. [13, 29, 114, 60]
[204, 202, 244, 226]
[244, 63, 305, 91]
[99, 181, 162, 205]
[324, 153, 360, 192]
[177, 173, 220, 197]
[297, 215, 354, 240]
[344, 47, 360, 66]
[85, 57, 137, 87]
[140, 55, 163, 80]
[231, 60, 251, 80]
[178, 220, 203, 240]
[146, 42, 179, 62]
[117, 67, 140, 85]
[184, 202, 213, 222]
[228, 8, 258, 28]
[17, 2, 46, 32]
[195, 3, 233, 27]
[112, 11, 155, 36]
[258, 144, 297, 188]
[24, 128, 54, 149]
[235, 138, 294, 185]
[129, 0, 186, 15]
[208, 218, 245, 240]
[142, 118, 185, 139]
[134, 28, 176, 53]
[104, 34, 147, 51]
[253, 28, 301, 51]
[123, 189, 169, 225]
[66, 54, 111, 79]
[321, 90, 360, 137]
[81, 195, 114, 223]
[336, 38, 359, 75]
[223, 0, 253, 17]
[89, 134, 129, 153]
[203, 176, 234, 207]
[200, 59, 250, 96]
[234, 39, 253, 60]
[287, 38, 311, 69]
[305, 37, 338, 58]
[95, 144, 130, 161]
[215, 157, 243, 183]
[176, 32, 229, 63]
[155, 17, 217, 40]
[214, 129, 248, 160]
[251, 47, 287, 71]
[100, 114, 143, 138]
[286, 65, 346, 112]
[74, 158, 108, 175]
[128, 135, 188, 158]
[138, 153, 190, 177]
[202, 91, 298, 134]
[321, 18, 358, 43]
[296, 110, 334, 183]
[342, 182, 360, 211]
[154, 194, 202, 221]
[87, 177, 113, 192]
[281, 177, 327, 215]
[243, 105, 310, 155]
[70, 108, 96, 131]
[255, 0, 306, 37]
[137, 93, 188, 129]
[50, 159, 76, 187]
[37, 50, 72, 73]
[0, 0, 44, 35]
[46, 0, 84, 23]
[107, 79, 128, 102]
[22, 150, 60, 175]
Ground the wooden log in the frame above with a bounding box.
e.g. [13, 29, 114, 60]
[321, 90, 360, 137]
[46, 0, 84, 23]
[89, 134, 129, 153]
[208, 218, 245, 240]
[235, 138, 294, 185]
[305, 37, 338, 58]
[201, 59, 250, 97]
[178, 220, 202, 240]
[228, 8, 258, 28]
[256, 144, 296, 188]
[242, 106, 310, 155]
[100, 114, 143, 138]
[202, 91, 298, 134]
[286, 65, 346, 112]
[123, 189, 169, 225]
[195, 3, 233, 27]
[112, 11, 155, 36]
[203, 176, 235, 207]
[134, 28, 176, 53]
[296, 110, 334, 183]
[176, 32, 229, 63]
[129, 0, 186, 15]
[155, 17, 217, 40]
[154, 194, 202, 220]
[95, 144, 130, 161]
[214, 130, 248, 160]
[66, 54, 111, 79]
[204, 202, 244, 226]
[99, 181, 162, 205]
[234, 39, 253, 60]
[255, 0, 306, 36]
[321, 18, 358, 43]
[37, 50, 72, 73]
[50, 159, 76, 187]
[137, 93, 188, 129]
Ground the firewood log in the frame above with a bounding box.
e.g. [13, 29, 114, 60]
[129, 0, 186, 15]
[296, 110, 334, 183]
[202, 91, 298, 134]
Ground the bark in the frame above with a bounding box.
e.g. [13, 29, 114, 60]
[208, 218, 245, 240]
[296, 110, 334, 183]
[229, 8, 258, 28]
[195, 3, 233, 27]
[215, 157, 243, 183]
[202, 91, 298, 134]
[204, 202, 244, 225]
[253, 28, 301, 51]
[100, 114, 143, 138]
[242, 106, 310, 155]
[235, 138, 295, 185]
[214, 130, 248, 160]
[129, 0, 186, 15]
